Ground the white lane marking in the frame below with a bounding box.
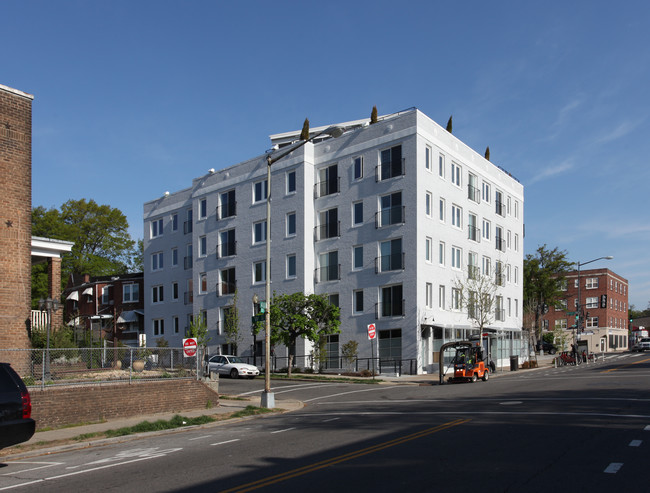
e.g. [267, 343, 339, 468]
[313, 396, 650, 405]
[303, 385, 400, 403]
[1, 462, 61, 475]
[209, 439, 240, 446]
[629, 440, 642, 447]
[322, 417, 340, 423]
[236, 382, 338, 396]
[0, 479, 44, 491]
[271, 427, 296, 434]
[297, 410, 650, 419]
[188, 435, 213, 441]
[604, 463, 623, 474]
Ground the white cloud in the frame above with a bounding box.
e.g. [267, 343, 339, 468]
[526, 159, 575, 185]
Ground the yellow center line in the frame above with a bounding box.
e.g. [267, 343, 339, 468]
[219, 418, 470, 493]
[601, 357, 650, 373]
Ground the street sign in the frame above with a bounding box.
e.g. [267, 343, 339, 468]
[251, 314, 265, 324]
[183, 337, 198, 358]
[367, 323, 377, 340]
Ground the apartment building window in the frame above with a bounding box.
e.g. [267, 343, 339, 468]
[495, 226, 505, 252]
[451, 288, 461, 311]
[123, 283, 139, 303]
[199, 236, 207, 257]
[495, 190, 505, 216]
[317, 164, 339, 197]
[514, 233, 519, 252]
[286, 255, 296, 279]
[482, 219, 491, 240]
[425, 145, 432, 171]
[451, 246, 462, 270]
[451, 204, 462, 229]
[219, 229, 236, 258]
[172, 282, 179, 301]
[286, 212, 296, 237]
[353, 289, 364, 314]
[354, 156, 363, 180]
[515, 266, 519, 284]
[379, 238, 403, 272]
[468, 251, 479, 280]
[482, 182, 491, 203]
[586, 296, 598, 309]
[253, 220, 267, 244]
[353, 201, 363, 226]
[515, 299, 519, 317]
[507, 230, 511, 250]
[152, 252, 163, 271]
[253, 260, 266, 283]
[425, 191, 433, 217]
[482, 256, 491, 277]
[555, 299, 568, 311]
[199, 273, 207, 294]
[495, 296, 505, 321]
[171, 248, 178, 267]
[318, 251, 340, 282]
[507, 196, 511, 216]
[286, 170, 296, 194]
[439, 153, 445, 178]
[151, 218, 163, 238]
[425, 237, 432, 263]
[218, 190, 236, 219]
[171, 213, 178, 232]
[318, 208, 339, 239]
[199, 198, 207, 220]
[468, 213, 479, 242]
[555, 319, 567, 330]
[468, 173, 480, 203]
[378, 192, 403, 227]
[439, 241, 445, 266]
[379, 145, 404, 181]
[186, 279, 193, 305]
[254, 179, 268, 203]
[184, 208, 193, 234]
[586, 277, 598, 289]
[450, 162, 461, 187]
[220, 267, 236, 295]
[152, 285, 164, 304]
[439, 286, 446, 309]
[153, 319, 164, 336]
[439, 198, 446, 222]
[353, 245, 364, 270]
[426, 282, 433, 308]
[101, 286, 110, 305]
[379, 329, 402, 361]
[587, 317, 599, 328]
[495, 261, 504, 286]
[514, 200, 519, 218]
[380, 284, 403, 317]
[173, 316, 179, 334]
[507, 298, 512, 317]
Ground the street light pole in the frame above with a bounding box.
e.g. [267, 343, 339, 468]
[260, 125, 344, 409]
[38, 298, 60, 381]
[575, 256, 613, 343]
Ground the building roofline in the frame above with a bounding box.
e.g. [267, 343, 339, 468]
[0, 83, 34, 100]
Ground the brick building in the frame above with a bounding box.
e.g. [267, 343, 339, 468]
[0, 84, 35, 361]
[64, 273, 144, 347]
[540, 268, 629, 352]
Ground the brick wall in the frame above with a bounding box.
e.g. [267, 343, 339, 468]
[0, 85, 34, 360]
[30, 380, 220, 430]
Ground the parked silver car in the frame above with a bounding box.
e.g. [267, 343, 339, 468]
[633, 338, 650, 351]
[205, 355, 260, 379]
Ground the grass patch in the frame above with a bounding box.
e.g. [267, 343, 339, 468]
[104, 414, 216, 438]
[230, 406, 274, 419]
[218, 395, 248, 401]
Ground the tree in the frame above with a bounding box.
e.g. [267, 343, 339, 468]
[453, 273, 497, 335]
[446, 115, 453, 133]
[267, 292, 340, 377]
[370, 106, 378, 124]
[299, 118, 310, 141]
[523, 245, 573, 341]
[188, 313, 211, 355]
[224, 290, 242, 354]
[341, 340, 359, 372]
[32, 199, 138, 279]
[484, 146, 490, 161]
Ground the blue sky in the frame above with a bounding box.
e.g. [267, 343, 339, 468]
[4, 0, 650, 309]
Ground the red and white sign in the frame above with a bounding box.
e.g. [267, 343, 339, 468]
[183, 338, 198, 358]
[367, 323, 377, 340]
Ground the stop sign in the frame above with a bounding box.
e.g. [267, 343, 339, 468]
[183, 338, 198, 357]
[367, 324, 376, 340]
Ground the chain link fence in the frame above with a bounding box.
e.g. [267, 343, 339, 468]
[0, 347, 205, 389]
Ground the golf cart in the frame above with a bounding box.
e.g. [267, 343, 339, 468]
[440, 341, 491, 384]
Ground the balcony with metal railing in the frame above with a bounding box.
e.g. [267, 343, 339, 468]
[495, 308, 505, 321]
[375, 300, 405, 318]
[218, 281, 237, 297]
[495, 237, 505, 252]
[314, 222, 341, 241]
[184, 220, 193, 234]
[468, 184, 481, 203]
[314, 264, 341, 283]
[375, 206, 405, 228]
[375, 159, 405, 181]
[495, 200, 505, 217]
[216, 202, 237, 220]
[314, 177, 340, 198]
[468, 225, 481, 242]
[217, 242, 237, 258]
[184, 255, 193, 270]
[375, 253, 405, 273]
[468, 265, 481, 280]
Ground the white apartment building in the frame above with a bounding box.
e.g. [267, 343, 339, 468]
[143, 108, 524, 374]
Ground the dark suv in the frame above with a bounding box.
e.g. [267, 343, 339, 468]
[0, 363, 35, 449]
[536, 341, 557, 355]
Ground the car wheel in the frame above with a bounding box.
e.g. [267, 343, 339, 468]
[482, 371, 489, 381]
[230, 368, 239, 379]
[471, 374, 477, 383]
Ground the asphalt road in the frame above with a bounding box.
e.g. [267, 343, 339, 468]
[2, 353, 649, 492]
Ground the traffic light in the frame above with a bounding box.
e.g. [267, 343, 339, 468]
[600, 294, 607, 308]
